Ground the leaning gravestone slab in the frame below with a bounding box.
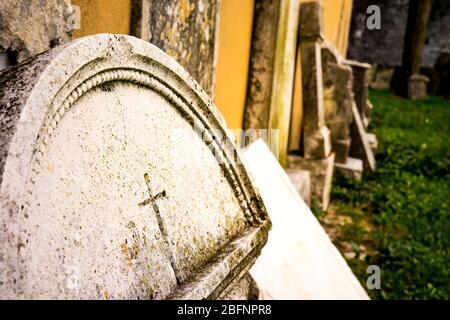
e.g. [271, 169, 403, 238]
[0, 34, 270, 299]
[246, 140, 369, 300]
[349, 102, 376, 172]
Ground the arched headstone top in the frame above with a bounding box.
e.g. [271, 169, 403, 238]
[0, 34, 270, 299]
[321, 41, 344, 66]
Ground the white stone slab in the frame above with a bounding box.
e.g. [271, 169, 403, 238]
[0, 34, 270, 299]
[245, 140, 369, 300]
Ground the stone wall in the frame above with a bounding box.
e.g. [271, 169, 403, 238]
[0, 0, 72, 65]
[347, 0, 450, 69]
[422, 0, 450, 68]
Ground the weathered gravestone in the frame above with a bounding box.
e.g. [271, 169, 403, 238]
[346, 60, 372, 129]
[288, 1, 334, 211]
[345, 59, 378, 166]
[0, 34, 270, 299]
[349, 102, 376, 173]
[321, 43, 363, 180]
[246, 140, 369, 300]
[130, 0, 220, 98]
[408, 73, 429, 101]
[322, 42, 354, 165]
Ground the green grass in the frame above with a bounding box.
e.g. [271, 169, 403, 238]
[327, 90, 450, 299]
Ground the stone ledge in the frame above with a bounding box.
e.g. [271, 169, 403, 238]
[334, 157, 364, 180]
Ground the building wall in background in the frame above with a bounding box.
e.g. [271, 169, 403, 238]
[322, 0, 353, 57]
[214, 0, 255, 130]
[71, 0, 132, 38]
[347, 0, 450, 68]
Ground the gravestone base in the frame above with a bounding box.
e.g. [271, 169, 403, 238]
[332, 137, 351, 164]
[367, 133, 378, 153]
[408, 74, 429, 101]
[286, 169, 311, 206]
[303, 126, 332, 160]
[334, 157, 363, 180]
[287, 154, 335, 211]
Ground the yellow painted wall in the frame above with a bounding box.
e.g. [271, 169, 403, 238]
[288, 47, 303, 152]
[71, 0, 131, 38]
[322, 0, 353, 57]
[214, 0, 255, 130]
[288, 0, 311, 152]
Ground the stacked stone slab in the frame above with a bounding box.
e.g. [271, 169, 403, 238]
[347, 60, 372, 129]
[347, 59, 378, 154]
[243, 0, 311, 204]
[243, 0, 282, 135]
[321, 42, 353, 164]
[345, 60, 377, 172]
[287, 1, 334, 210]
[0, 34, 270, 299]
[321, 42, 363, 180]
[243, 0, 301, 166]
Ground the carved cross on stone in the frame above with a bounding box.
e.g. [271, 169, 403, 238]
[138, 173, 180, 284]
[0, 34, 270, 300]
[139, 173, 167, 212]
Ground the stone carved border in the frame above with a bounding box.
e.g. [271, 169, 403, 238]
[0, 34, 270, 299]
[32, 67, 264, 227]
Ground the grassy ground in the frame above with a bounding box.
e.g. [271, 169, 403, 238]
[319, 90, 450, 299]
